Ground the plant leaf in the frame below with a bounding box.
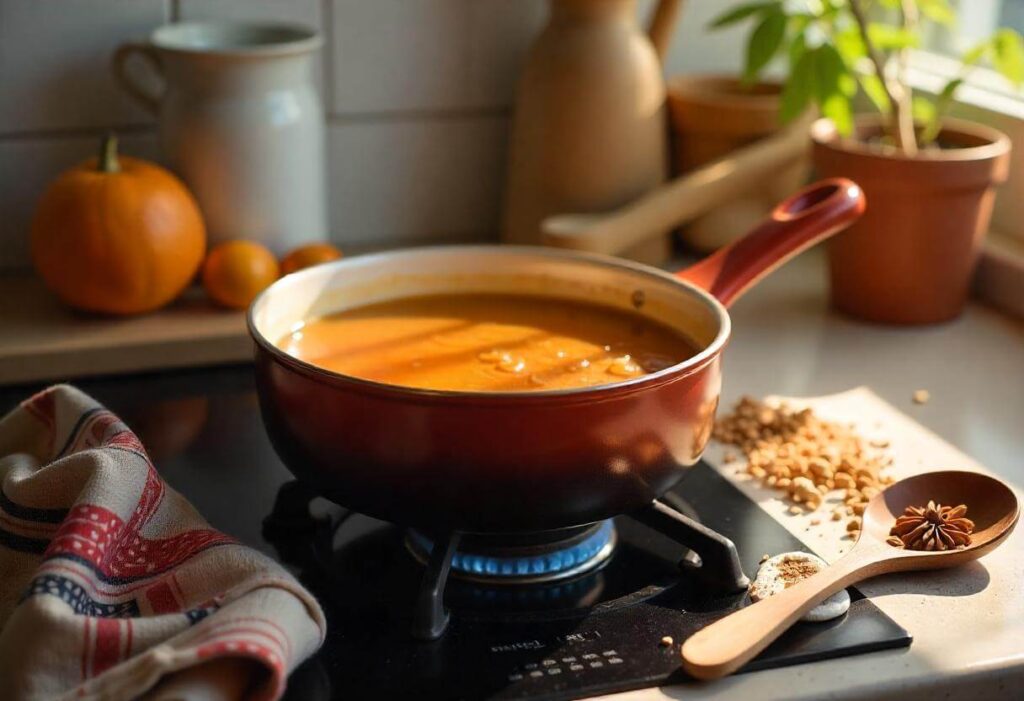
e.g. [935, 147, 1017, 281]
[921, 78, 962, 144]
[859, 73, 892, 114]
[962, 40, 990, 67]
[820, 92, 854, 135]
[867, 23, 920, 50]
[912, 96, 936, 124]
[780, 47, 815, 123]
[708, 1, 779, 29]
[812, 45, 855, 135]
[743, 8, 788, 84]
[789, 24, 808, 70]
[834, 25, 867, 65]
[992, 28, 1024, 86]
[918, 0, 956, 27]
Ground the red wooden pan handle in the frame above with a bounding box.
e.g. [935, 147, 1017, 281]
[675, 178, 865, 307]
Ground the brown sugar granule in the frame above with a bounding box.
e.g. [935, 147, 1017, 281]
[714, 397, 893, 521]
[888, 501, 973, 551]
[913, 389, 930, 405]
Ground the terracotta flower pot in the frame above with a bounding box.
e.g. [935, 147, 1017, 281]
[667, 75, 810, 251]
[812, 116, 1011, 324]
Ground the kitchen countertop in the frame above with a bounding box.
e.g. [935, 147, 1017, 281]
[1, 247, 1022, 700]
[600, 248, 1024, 701]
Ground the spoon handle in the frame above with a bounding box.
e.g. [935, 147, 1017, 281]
[681, 549, 884, 679]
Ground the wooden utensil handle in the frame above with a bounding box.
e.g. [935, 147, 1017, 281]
[681, 550, 881, 680]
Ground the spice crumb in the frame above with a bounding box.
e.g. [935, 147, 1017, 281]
[913, 389, 930, 405]
[713, 396, 893, 546]
[660, 635, 674, 647]
[778, 559, 819, 587]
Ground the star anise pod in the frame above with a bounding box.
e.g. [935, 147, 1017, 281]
[888, 501, 974, 551]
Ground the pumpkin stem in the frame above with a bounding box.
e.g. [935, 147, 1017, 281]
[98, 132, 121, 173]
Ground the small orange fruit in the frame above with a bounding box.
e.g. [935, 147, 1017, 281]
[280, 242, 343, 275]
[202, 240, 280, 309]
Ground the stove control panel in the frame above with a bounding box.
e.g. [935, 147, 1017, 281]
[506, 649, 626, 682]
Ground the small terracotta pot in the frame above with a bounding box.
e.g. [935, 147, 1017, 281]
[812, 116, 1011, 324]
[667, 75, 810, 251]
[668, 75, 786, 170]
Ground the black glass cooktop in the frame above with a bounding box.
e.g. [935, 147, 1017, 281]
[0, 365, 911, 701]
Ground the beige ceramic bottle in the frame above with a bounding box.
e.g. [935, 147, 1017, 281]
[501, 0, 680, 263]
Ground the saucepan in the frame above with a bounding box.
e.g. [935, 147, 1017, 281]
[248, 178, 864, 534]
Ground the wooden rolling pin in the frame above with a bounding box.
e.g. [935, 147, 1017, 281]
[541, 123, 810, 256]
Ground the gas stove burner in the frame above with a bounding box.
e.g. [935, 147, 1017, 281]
[262, 478, 751, 641]
[405, 520, 617, 585]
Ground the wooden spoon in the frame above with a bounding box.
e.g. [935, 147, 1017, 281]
[681, 470, 1020, 680]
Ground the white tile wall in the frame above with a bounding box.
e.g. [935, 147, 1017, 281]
[331, 0, 546, 114]
[0, 0, 743, 271]
[177, 0, 322, 25]
[328, 117, 509, 247]
[0, 0, 169, 134]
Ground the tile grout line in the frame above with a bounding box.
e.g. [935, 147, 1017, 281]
[0, 124, 157, 143]
[0, 110, 512, 144]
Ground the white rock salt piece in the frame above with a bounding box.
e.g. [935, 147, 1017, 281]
[749, 551, 850, 622]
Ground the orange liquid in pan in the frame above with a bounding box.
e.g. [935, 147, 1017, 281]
[279, 294, 698, 392]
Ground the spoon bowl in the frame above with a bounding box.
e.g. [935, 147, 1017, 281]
[681, 469, 1020, 680]
[862, 470, 1020, 569]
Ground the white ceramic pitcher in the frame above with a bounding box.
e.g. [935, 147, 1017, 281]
[113, 23, 327, 255]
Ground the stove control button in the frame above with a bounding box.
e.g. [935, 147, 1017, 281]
[561, 656, 577, 663]
[569, 663, 585, 671]
[589, 660, 605, 668]
[582, 653, 598, 660]
[529, 670, 544, 678]
[508, 673, 524, 681]
[547, 668, 562, 675]
[541, 659, 556, 666]
[601, 650, 618, 657]
[608, 657, 624, 665]
[523, 663, 538, 670]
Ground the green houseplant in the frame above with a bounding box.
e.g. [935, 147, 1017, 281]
[712, 0, 1022, 324]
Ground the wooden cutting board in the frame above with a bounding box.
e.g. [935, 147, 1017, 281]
[0, 273, 252, 386]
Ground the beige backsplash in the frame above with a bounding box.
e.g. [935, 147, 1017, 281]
[0, 0, 749, 271]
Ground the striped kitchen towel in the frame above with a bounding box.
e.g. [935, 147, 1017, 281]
[0, 385, 325, 700]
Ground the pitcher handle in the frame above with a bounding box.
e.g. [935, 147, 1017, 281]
[112, 41, 163, 114]
[648, 0, 683, 60]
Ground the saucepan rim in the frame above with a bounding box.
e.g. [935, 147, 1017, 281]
[246, 245, 732, 401]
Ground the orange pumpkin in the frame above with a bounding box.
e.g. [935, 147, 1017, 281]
[30, 134, 206, 315]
